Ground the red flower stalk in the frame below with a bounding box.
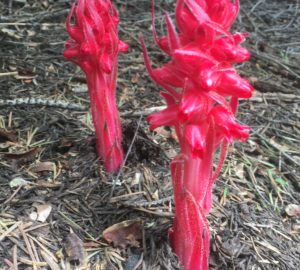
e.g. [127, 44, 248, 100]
[141, 0, 252, 269]
[64, 0, 128, 172]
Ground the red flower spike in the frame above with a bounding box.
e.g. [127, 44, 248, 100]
[64, 0, 128, 173]
[141, 0, 251, 269]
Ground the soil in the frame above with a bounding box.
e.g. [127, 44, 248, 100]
[0, 0, 299, 269]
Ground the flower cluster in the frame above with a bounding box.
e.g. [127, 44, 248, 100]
[64, 0, 128, 173]
[141, 0, 252, 269]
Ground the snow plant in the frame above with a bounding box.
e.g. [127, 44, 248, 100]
[140, 0, 253, 269]
[64, 0, 128, 172]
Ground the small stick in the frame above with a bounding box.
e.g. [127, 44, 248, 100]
[109, 115, 143, 199]
[0, 71, 18, 77]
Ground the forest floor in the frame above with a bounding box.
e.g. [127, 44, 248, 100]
[0, 0, 299, 269]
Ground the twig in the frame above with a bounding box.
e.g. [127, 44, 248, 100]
[109, 115, 143, 199]
[0, 71, 18, 77]
[133, 207, 174, 217]
[255, 133, 300, 166]
[19, 224, 38, 270]
[0, 221, 22, 242]
[122, 195, 173, 208]
[132, 253, 144, 270]
[3, 186, 22, 205]
[121, 105, 166, 117]
[0, 98, 87, 111]
[250, 50, 300, 79]
[13, 245, 19, 270]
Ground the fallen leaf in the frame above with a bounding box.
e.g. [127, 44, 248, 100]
[4, 147, 40, 162]
[35, 204, 52, 222]
[103, 219, 143, 249]
[30, 203, 52, 222]
[285, 204, 300, 217]
[65, 233, 85, 263]
[31, 161, 54, 173]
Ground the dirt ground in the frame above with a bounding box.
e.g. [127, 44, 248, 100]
[0, 0, 299, 269]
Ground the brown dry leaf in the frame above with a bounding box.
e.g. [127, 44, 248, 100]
[0, 129, 17, 142]
[103, 219, 143, 249]
[65, 233, 85, 264]
[4, 147, 40, 162]
[35, 203, 52, 222]
[31, 161, 54, 173]
[30, 203, 52, 222]
[285, 204, 300, 217]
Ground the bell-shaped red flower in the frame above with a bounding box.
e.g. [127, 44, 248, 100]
[184, 124, 207, 158]
[210, 106, 250, 142]
[217, 70, 254, 98]
[210, 33, 251, 62]
[147, 104, 179, 130]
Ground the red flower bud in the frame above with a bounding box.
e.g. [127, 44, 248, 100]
[217, 70, 254, 98]
[184, 125, 207, 158]
[147, 105, 179, 130]
[211, 106, 250, 142]
[211, 35, 251, 62]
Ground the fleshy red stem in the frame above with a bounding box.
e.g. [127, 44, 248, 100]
[170, 156, 210, 270]
[86, 65, 124, 173]
[169, 124, 216, 270]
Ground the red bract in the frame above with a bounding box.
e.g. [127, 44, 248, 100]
[141, 0, 252, 269]
[64, 0, 128, 173]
